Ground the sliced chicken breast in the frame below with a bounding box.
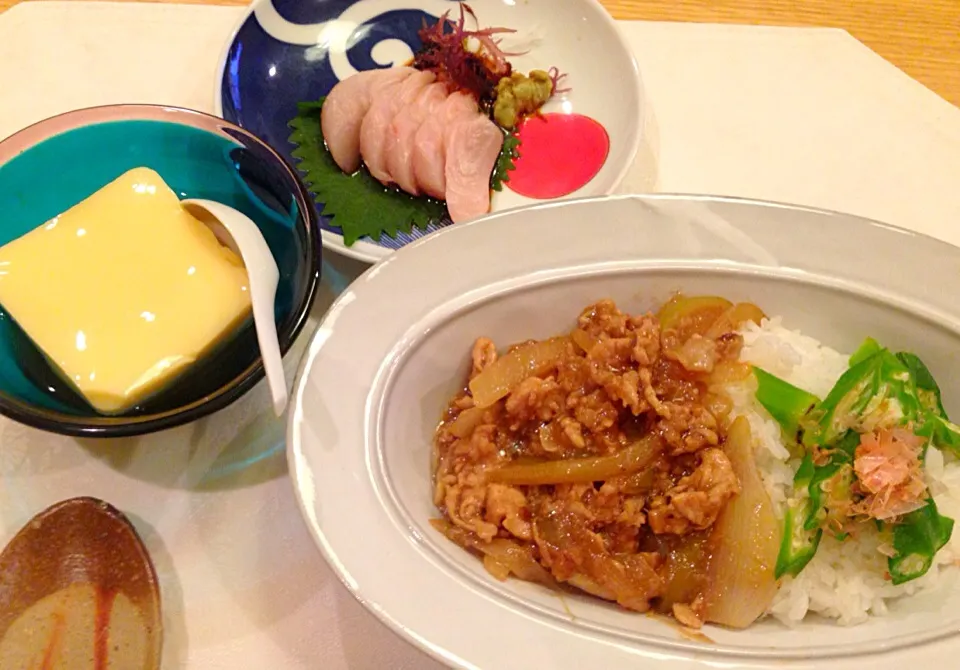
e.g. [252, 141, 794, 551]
[320, 67, 412, 174]
[360, 69, 436, 184]
[412, 92, 478, 200]
[444, 114, 504, 223]
[385, 82, 448, 195]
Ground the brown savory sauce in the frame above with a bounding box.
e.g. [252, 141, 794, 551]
[431, 296, 777, 628]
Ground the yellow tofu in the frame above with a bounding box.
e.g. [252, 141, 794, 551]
[0, 167, 253, 414]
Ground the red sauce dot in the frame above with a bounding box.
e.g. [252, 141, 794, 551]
[506, 113, 611, 199]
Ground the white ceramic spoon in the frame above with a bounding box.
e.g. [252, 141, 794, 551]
[181, 199, 287, 417]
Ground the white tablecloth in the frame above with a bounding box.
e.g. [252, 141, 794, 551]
[1, 3, 959, 668]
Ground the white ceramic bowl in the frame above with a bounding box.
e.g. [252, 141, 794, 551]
[287, 194, 960, 669]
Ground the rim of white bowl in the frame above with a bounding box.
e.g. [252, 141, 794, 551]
[286, 192, 960, 669]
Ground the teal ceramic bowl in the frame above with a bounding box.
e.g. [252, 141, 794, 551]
[0, 105, 320, 437]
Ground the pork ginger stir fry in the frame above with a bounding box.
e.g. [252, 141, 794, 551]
[431, 297, 782, 629]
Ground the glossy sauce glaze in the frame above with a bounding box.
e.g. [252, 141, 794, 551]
[431, 297, 781, 630]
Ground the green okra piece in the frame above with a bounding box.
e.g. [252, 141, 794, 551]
[888, 498, 954, 585]
[754, 367, 820, 443]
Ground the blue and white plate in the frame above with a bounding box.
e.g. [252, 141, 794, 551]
[215, 0, 643, 263]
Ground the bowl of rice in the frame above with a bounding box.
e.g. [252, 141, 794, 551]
[287, 194, 960, 668]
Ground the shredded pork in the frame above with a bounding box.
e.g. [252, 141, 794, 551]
[432, 299, 749, 617]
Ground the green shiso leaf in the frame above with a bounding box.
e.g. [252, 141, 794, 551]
[491, 128, 520, 192]
[288, 98, 522, 247]
[287, 99, 446, 247]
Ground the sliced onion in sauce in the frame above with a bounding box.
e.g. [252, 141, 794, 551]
[618, 468, 657, 495]
[570, 328, 600, 354]
[534, 510, 661, 612]
[669, 335, 717, 373]
[657, 295, 733, 333]
[566, 574, 616, 601]
[446, 405, 488, 438]
[469, 337, 570, 408]
[488, 435, 663, 485]
[701, 417, 781, 628]
[704, 302, 767, 339]
[708, 360, 753, 385]
[430, 519, 557, 587]
[703, 392, 733, 424]
[538, 421, 562, 453]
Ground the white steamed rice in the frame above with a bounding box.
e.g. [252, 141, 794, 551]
[727, 317, 960, 626]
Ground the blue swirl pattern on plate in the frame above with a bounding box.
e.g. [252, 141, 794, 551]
[220, 0, 462, 249]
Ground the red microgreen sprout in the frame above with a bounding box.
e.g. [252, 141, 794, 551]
[548, 66, 571, 94]
[414, 2, 530, 108]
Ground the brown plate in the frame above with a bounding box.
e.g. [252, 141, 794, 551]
[0, 497, 162, 668]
